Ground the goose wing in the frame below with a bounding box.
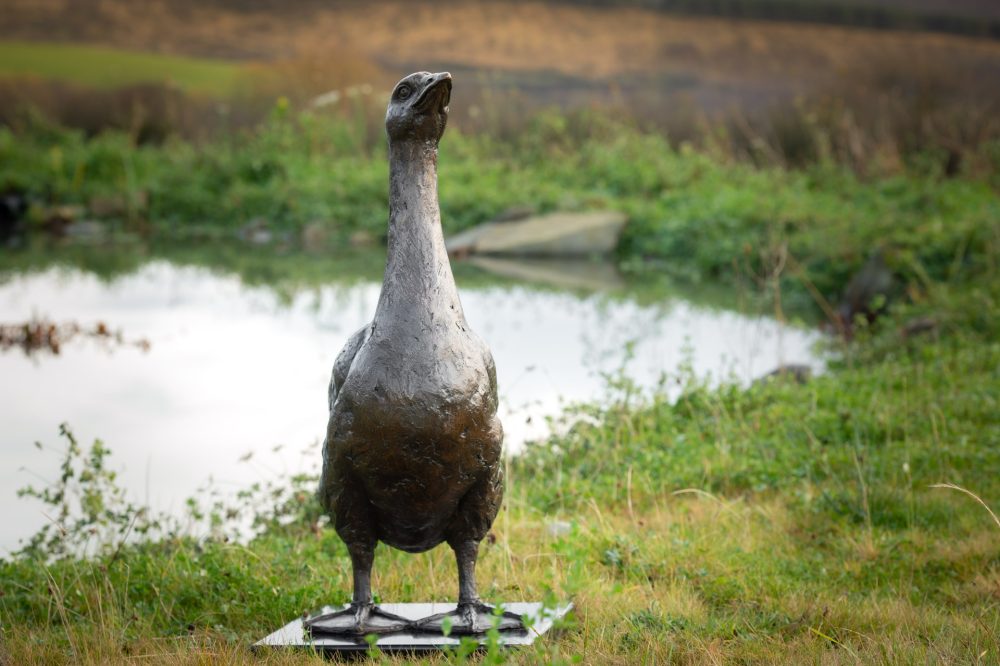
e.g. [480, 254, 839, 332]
[328, 323, 371, 412]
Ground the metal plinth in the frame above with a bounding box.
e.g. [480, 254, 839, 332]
[254, 602, 573, 655]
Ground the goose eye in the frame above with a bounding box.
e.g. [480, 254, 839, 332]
[397, 85, 411, 100]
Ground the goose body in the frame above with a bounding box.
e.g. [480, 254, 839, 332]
[322, 262, 503, 555]
[308, 72, 519, 636]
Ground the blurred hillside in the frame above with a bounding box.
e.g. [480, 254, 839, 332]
[5, 0, 1000, 47]
[1, 0, 999, 173]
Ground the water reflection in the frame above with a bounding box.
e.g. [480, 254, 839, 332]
[467, 256, 626, 291]
[0, 260, 822, 552]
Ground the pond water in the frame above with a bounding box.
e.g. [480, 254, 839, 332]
[0, 252, 823, 553]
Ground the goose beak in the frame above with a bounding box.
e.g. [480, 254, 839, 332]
[415, 72, 452, 113]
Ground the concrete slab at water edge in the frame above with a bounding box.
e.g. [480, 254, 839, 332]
[447, 211, 627, 258]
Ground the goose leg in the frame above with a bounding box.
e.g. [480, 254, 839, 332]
[414, 540, 524, 635]
[305, 543, 409, 636]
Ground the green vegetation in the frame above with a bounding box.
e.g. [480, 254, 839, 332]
[3, 109, 998, 311]
[1, 108, 998, 662]
[0, 41, 246, 94]
[2, 291, 998, 662]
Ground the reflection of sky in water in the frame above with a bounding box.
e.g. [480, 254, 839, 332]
[0, 262, 822, 552]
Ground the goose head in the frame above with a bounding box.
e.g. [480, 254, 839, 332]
[385, 71, 452, 144]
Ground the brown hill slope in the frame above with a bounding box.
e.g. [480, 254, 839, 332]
[4, 0, 1000, 113]
[3, 0, 999, 167]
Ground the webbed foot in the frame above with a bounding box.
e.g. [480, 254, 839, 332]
[413, 601, 525, 636]
[305, 602, 409, 636]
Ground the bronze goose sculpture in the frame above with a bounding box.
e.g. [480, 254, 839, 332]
[306, 72, 523, 637]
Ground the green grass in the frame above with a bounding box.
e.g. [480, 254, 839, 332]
[2, 310, 998, 663]
[2, 108, 998, 313]
[1, 109, 999, 663]
[0, 41, 245, 94]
